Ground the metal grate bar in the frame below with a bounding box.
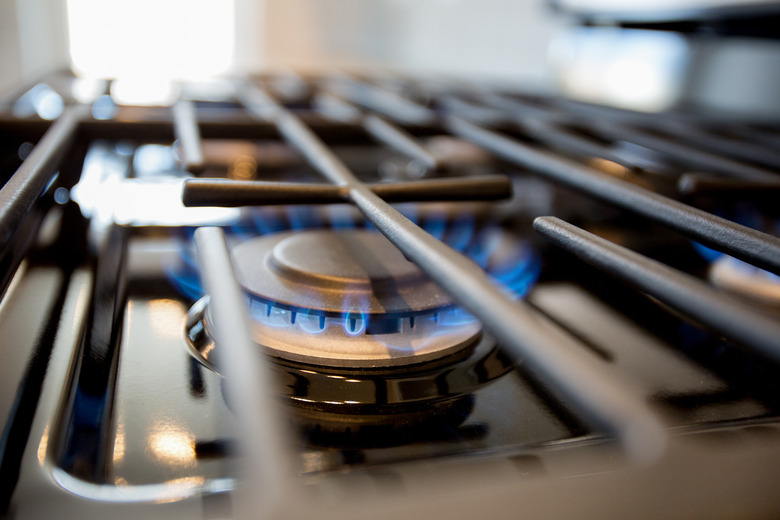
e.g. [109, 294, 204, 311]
[194, 226, 293, 515]
[72, 116, 369, 142]
[0, 104, 89, 253]
[435, 94, 511, 126]
[362, 113, 439, 170]
[677, 173, 780, 197]
[326, 76, 437, 125]
[555, 98, 780, 169]
[474, 92, 559, 122]
[172, 99, 204, 173]
[315, 91, 440, 170]
[587, 120, 779, 182]
[481, 93, 780, 181]
[182, 175, 512, 206]
[534, 216, 780, 365]
[654, 120, 780, 171]
[235, 82, 666, 461]
[728, 123, 780, 151]
[472, 94, 643, 170]
[445, 116, 780, 275]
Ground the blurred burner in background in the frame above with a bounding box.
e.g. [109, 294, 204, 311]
[549, 0, 780, 117]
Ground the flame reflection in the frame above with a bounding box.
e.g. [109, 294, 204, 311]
[37, 425, 49, 466]
[113, 421, 126, 464]
[147, 422, 196, 468]
[147, 299, 187, 339]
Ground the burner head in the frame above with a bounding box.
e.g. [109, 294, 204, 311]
[187, 296, 513, 442]
[184, 228, 524, 439]
[233, 229, 454, 315]
[230, 229, 481, 367]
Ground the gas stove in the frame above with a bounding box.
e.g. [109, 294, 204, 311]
[1, 71, 780, 519]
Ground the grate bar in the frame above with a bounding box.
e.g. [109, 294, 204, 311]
[474, 92, 562, 123]
[326, 76, 437, 125]
[236, 82, 666, 461]
[482, 93, 780, 181]
[729, 123, 780, 151]
[172, 99, 204, 173]
[520, 118, 637, 169]
[446, 116, 780, 275]
[588, 120, 779, 182]
[534, 216, 780, 365]
[655, 120, 780, 171]
[362, 113, 439, 170]
[194, 226, 293, 515]
[0, 104, 89, 253]
[315, 92, 440, 170]
[436, 94, 511, 126]
[182, 175, 511, 206]
[473, 94, 643, 170]
[677, 174, 780, 197]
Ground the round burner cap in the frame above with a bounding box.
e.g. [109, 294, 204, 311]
[215, 229, 482, 367]
[232, 229, 454, 316]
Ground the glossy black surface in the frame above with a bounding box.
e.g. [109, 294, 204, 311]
[1, 72, 780, 519]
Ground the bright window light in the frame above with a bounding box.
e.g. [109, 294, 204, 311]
[67, 0, 235, 103]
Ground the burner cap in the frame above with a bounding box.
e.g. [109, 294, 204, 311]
[191, 229, 481, 368]
[232, 229, 454, 315]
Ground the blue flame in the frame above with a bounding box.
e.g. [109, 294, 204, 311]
[297, 311, 327, 334]
[498, 254, 541, 298]
[341, 292, 370, 335]
[166, 210, 541, 325]
[287, 206, 323, 230]
[445, 214, 475, 252]
[692, 242, 722, 262]
[464, 229, 497, 269]
[437, 307, 476, 326]
[227, 221, 257, 241]
[422, 212, 447, 241]
[165, 229, 205, 300]
[343, 311, 368, 336]
[252, 208, 287, 235]
[328, 207, 359, 229]
[164, 263, 202, 301]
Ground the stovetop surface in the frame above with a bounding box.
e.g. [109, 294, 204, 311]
[2, 72, 780, 519]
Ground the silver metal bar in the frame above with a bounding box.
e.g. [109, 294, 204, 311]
[473, 94, 642, 170]
[172, 100, 204, 173]
[236, 83, 667, 462]
[194, 227, 293, 516]
[0, 104, 89, 252]
[325, 75, 437, 125]
[534, 216, 780, 365]
[315, 92, 439, 170]
[362, 114, 439, 170]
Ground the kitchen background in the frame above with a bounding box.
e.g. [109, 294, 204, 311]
[3, 0, 779, 117]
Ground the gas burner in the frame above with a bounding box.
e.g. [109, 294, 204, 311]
[191, 229, 482, 368]
[187, 295, 513, 441]
[185, 229, 517, 439]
